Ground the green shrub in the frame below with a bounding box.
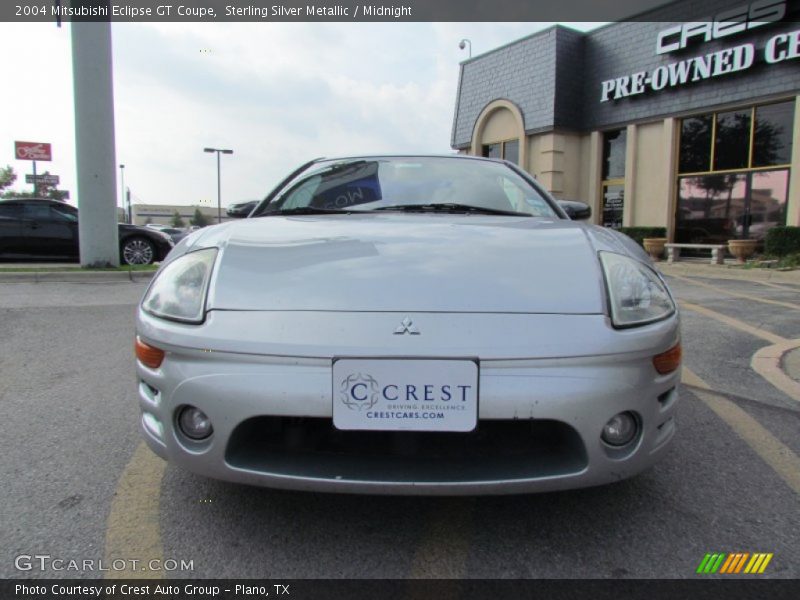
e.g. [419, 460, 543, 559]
[617, 227, 667, 247]
[765, 226, 800, 257]
[777, 253, 800, 269]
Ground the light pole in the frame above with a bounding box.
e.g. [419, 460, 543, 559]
[119, 164, 125, 222]
[458, 38, 472, 58]
[204, 147, 234, 224]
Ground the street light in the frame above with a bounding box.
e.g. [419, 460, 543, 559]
[119, 164, 125, 222]
[458, 38, 472, 58]
[203, 147, 234, 224]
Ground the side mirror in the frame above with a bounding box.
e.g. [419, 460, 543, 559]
[226, 200, 258, 219]
[558, 200, 592, 221]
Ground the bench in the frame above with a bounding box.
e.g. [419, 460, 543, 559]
[664, 243, 726, 265]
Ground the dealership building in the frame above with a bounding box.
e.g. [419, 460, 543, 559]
[451, 0, 800, 243]
[130, 203, 242, 226]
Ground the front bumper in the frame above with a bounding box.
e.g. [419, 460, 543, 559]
[136, 310, 680, 495]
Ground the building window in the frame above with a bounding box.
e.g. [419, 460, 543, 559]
[482, 139, 519, 165]
[602, 129, 626, 180]
[503, 140, 519, 166]
[679, 116, 712, 173]
[753, 103, 794, 167]
[713, 109, 751, 171]
[482, 143, 501, 159]
[676, 170, 789, 243]
[601, 129, 626, 229]
[676, 101, 793, 244]
[678, 101, 794, 175]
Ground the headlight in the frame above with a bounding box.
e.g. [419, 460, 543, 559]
[599, 251, 675, 328]
[141, 248, 218, 323]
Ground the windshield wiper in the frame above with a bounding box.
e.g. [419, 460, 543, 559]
[370, 203, 528, 217]
[261, 206, 349, 216]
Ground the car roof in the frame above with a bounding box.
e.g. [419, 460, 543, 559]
[309, 154, 502, 165]
[0, 197, 74, 207]
[0, 197, 61, 203]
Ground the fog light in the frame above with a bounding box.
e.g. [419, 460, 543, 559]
[601, 412, 638, 446]
[178, 406, 213, 440]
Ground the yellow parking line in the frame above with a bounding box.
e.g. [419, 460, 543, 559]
[679, 301, 786, 345]
[104, 442, 167, 579]
[751, 340, 800, 404]
[679, 301, 799, 403]
[409, 498, 474, 579]
[751, 280, 800, 292]
[671, 275, 800, 311]
[682, 367, 800, 497]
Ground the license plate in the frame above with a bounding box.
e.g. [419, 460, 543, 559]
[332, 358, 478, 432]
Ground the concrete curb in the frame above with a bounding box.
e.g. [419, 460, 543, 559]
[657, 261, 800, 285]
[751, 339, 800, 405]
[0, 270, 156, 283]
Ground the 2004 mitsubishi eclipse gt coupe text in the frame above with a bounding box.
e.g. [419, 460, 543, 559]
[134, 155, 681, 495]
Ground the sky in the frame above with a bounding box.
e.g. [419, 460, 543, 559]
[0, 21, 603, 209]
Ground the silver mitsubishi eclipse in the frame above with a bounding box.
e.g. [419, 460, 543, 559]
[135, 155, 681, 495]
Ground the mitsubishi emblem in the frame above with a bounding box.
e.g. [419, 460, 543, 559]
[394, 316, 420, 335]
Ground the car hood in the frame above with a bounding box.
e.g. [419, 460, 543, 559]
[196, 214, 612, 314]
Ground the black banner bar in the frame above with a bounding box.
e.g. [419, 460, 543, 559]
[3, 579, 800, 600]
[1, 0, 772, 23]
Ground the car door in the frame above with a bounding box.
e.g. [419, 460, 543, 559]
[0, 202, 24, 255]
[19, 201, 79, 258]
[48, 203, 80, 256]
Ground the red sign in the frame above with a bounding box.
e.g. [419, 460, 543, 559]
[15, 141, 52, 161]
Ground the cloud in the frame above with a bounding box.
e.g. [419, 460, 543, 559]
[2, 21, 602, 208]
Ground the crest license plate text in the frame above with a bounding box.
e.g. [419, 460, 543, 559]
[332, 359, 479, 432]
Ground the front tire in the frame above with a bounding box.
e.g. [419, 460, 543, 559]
[121, 236, 156, 265]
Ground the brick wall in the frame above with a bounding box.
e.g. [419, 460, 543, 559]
[451, 27, 558, 148]
[452, 0, 800, 146]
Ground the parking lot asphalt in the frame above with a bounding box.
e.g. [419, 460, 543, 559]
[1, 261, 799, 580]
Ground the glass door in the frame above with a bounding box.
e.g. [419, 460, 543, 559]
[676, 169, 789, 244]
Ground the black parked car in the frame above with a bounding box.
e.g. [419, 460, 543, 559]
[144, 224, 189, 244]
[0, 198, 174, 265]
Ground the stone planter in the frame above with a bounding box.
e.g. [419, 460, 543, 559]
[643, 237, 668, 261]
[727, 239, 758, 264]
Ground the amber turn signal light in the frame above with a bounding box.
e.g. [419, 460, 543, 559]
[135, 336, 165, 369]
[653, 343, 681, 375]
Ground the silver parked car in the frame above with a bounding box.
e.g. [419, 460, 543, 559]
[135, 155, 681, 495]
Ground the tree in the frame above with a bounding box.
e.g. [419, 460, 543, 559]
[0, 166, 16, 192]
[0, 167, 69, 200]
[47, 189, 70, 201]
[1, 190, 38, 199]
[171, 210, 186, 228]
[190, 208, 209, 227]
[3, 187, 69, 200]
[36, 172, 69, 201]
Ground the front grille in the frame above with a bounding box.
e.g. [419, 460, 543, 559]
[225, 417, 587, 483]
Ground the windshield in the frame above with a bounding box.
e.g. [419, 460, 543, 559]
[253, 157, 560, 218]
